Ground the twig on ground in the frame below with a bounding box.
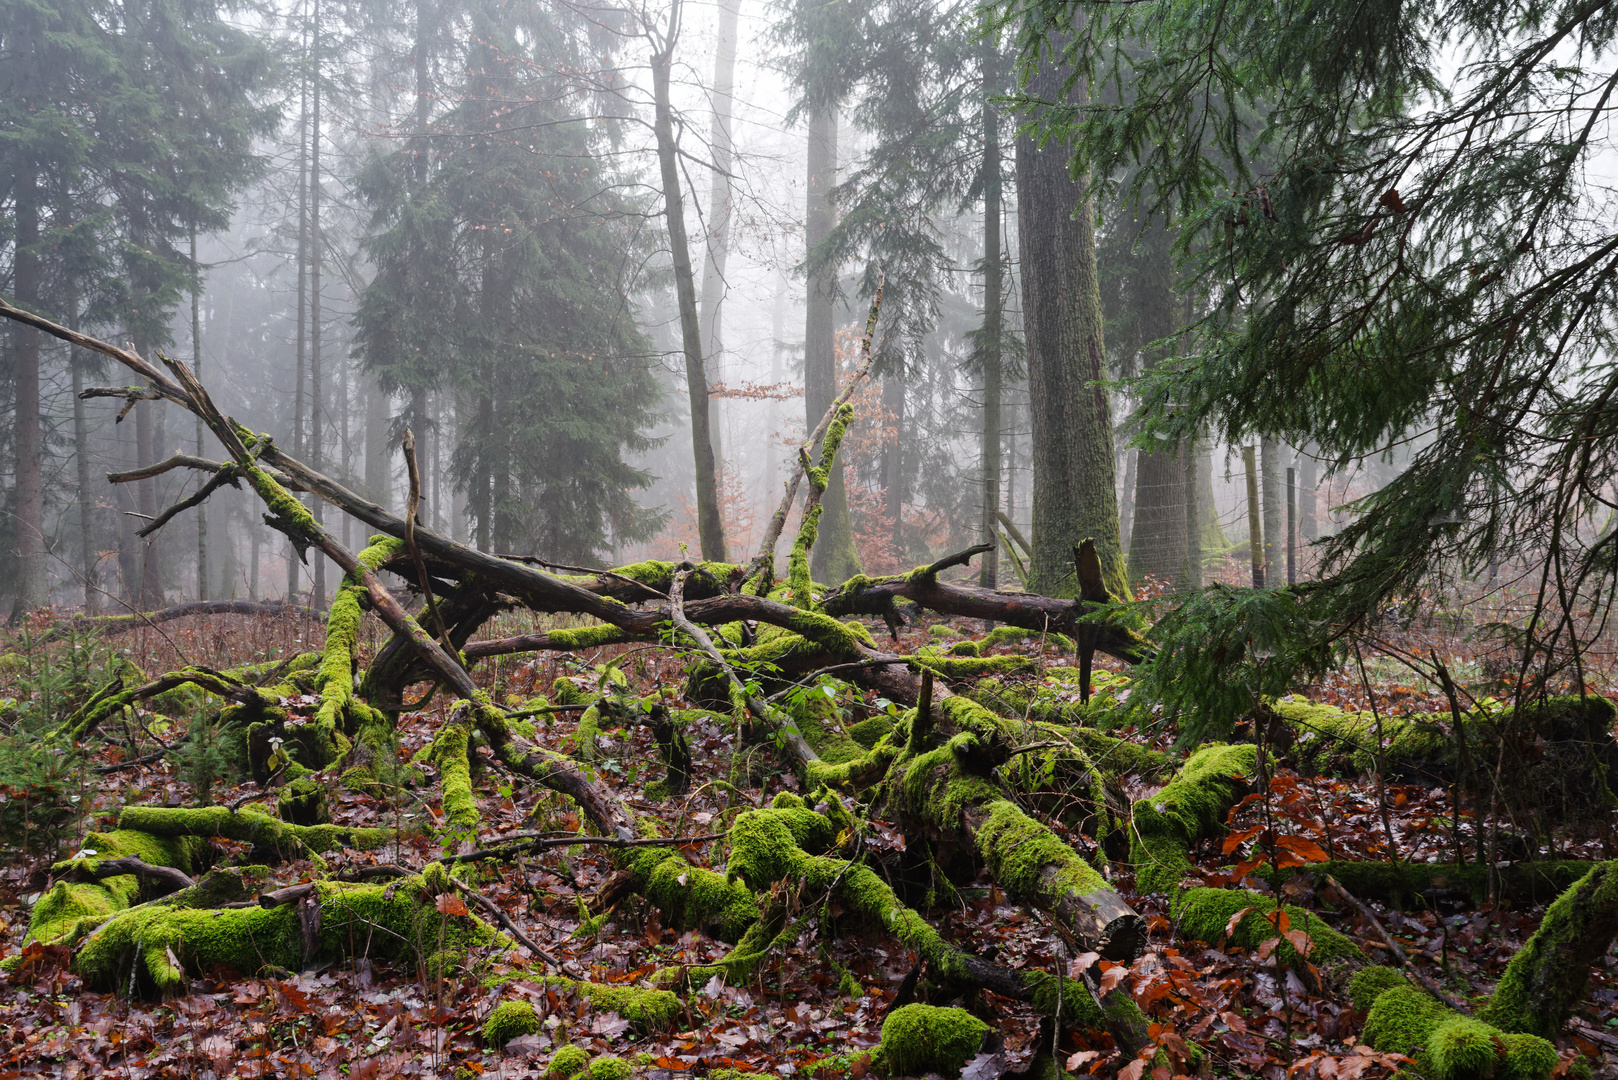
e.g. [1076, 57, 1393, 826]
[1326, 874, 1473, 1014]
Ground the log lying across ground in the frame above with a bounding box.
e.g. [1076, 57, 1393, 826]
[8, 296, 1618, 1078]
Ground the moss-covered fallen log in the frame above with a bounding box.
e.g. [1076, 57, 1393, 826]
[75, 862, 508, 993]
[1128, 743, 1257, 893]
[1297, 858, 1598, 906]
[888, 695, 1144, 960]
[1478, 859, 1618, 1039]
[1269, 694, 1618, 806]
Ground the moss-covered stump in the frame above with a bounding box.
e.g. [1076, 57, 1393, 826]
[1478, 859, 1618, 1038]
[485, 1000, 543, 1048]
[276, 776, 331, 826]
[1363, 985, 1557, 1080]
[74, 863, 507, 995]
[877, 1004, 988, 1077]
[118, 804, 389, 861]
[1129, 744, 1257, 893]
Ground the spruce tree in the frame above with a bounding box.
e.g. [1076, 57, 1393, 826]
[355, 0, 662, 561]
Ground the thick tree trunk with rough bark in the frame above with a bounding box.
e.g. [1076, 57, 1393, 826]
[1015, 42, 1124, 597]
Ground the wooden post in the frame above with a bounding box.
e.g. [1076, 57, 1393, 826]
[1287, 466, 1296, 585]
[1243, 446, 1263, 587]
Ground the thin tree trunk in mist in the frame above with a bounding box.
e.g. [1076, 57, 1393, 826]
[882, 369, 904, 553]
[133, 335, 165, 609]
[1300, 442, 1319, 542]
[114, 413, 139, 602]
[805, 107, 861, 583]
[69, 301, 99, 613]
[1185, 431, 1201, 590]
[310, 0, 327, 610]
[1261, 436, 1282, 586]
[365, 374, 391, 505]
[429, 391, 442, 533]
[1118, 446, 1136, 555]
[979, 39, 1003, 591]
[9, 128, 46, 620]
[699, 0, 740, 476]
[651, 10, 726, 562]
[764, 275, 786, 507]
[192, 229, 208, 601]
[1015, 40, 1124, 597]
[289, 30, 309, 604]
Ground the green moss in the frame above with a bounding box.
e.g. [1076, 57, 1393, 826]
[276, 777, 331, 826]
[588, 1057, 632, 1080]
[1479, 858, 1618, 1038]
[621, 846, 759, 941]
[929, 624, 961, 640]
[726, 807, 838, 888]
[425, 724, 479, 831]
[1349, 965, 1408, 1010]
[878, 1004, 988, 1077]
[913, 653, 1036, 679]
[73, 864, 506, 994]
[27, 882, 123, 947]
[552, 677, 593, 707]
[789, 692, 866, 765]
[549, 624, 631, 650]
[1172, 887, 1361, 982]
[976, 799, 1107, 898]
[848, 716, 894, 749]
[947, 640, 981, 657]
[484, 1001, 542, 1048]
[1130, 744, 1257, 893]
[1364, 985, 1557, 1080]
[117, 804, 389, 860]
[27, 829, 208, 945]
[549, 1046, 591, 1078]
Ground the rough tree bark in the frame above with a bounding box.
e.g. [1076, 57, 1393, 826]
[1015, 36, 1124, 597]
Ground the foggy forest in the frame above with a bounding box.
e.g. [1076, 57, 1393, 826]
[5, 0, 1618, 1077]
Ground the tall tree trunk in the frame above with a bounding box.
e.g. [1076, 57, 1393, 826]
[1118, 446, 1136, 555]
[1126, 220, 1187, 587]
[805, 107, 862, 583]
[1300, 441, 1319, 542]
[289, 29, 309, 603]
[650, 14, 726, 562]
[9, 140, 46, 620]
[882, 368, 905, 553]
[699, 0, 740, 478]
[364, 374, 391, 505]
[191, 229, 207, 601]
[69, 301, 98, 613]
[1015, 42, 1124, 597]
[1261, 436, 1282, 586]
[309, 0, 327, 610]
[114, 404, 140, 602]
[978, 38, 1003, 591]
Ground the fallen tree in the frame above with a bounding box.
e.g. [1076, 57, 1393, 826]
[5, 296, 1618, 1079]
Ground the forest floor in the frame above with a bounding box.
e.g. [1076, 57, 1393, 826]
[1, 560, 1617, 1080]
